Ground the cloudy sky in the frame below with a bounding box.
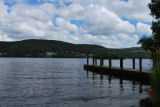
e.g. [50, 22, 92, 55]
[0, 0, 152, 48]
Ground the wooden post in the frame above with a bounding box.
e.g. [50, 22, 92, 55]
[92, 57, 95, 66]
[102, 59, 104, 66]
[139, 58, 142, 72]
[109, 59, 112, 69]
[95, 58, 97, 65]
[100, 58, 104, 67]
[132, 58, 135, 69]
[87, 57, 89, 65]
[120, 58, 123, 70]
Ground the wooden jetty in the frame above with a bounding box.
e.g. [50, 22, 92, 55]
[84, 57, 152, 84]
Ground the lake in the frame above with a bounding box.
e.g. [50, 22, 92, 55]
[0, 58, 151, 107]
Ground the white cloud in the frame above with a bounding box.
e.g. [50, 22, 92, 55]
[0, 0, 153, 48]
[136, 22, 152, 35]
[56, 17, 78, 31]
[67, 0, 152, 22]
[109, 0, 152, 22]
[0, 34, 13, 41]
[0, 1, 11, 41]
[83, 5, 136, 35]
[56, 4, 136, 36]
[118, 33, 133, 41]
[0, 2, 57, 39]
[10, 3, 55, 22]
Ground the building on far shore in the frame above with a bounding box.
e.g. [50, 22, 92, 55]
[0, 53, 7, 56]
[46, 52, 56, 57]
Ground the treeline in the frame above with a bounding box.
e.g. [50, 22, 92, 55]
[0, 39, 149, 58]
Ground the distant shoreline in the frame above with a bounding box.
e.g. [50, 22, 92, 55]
[0, 39, 149, 58]
[0, 57, 151, 59]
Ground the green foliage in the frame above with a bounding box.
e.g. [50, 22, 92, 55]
[150, 64, 160, 107]
[151, 21, 160, 46]
[148, 0, 160, 48]
[143, 1, 160, 107]
[139, 0, 160, 55]
[148, 0, 160, 19]
[0, 39, 148, 58]
[138, 36, 154, 52]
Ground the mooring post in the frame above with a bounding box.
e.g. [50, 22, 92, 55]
[100, 58, 102, 67]
[95, 58, 97, 66]
[102, 59, 104, 66]
[139, 58, 142, 72]
[132, 58, 135, 69]
[109, 59, 112, 69]
[87, 57, 89, 65]
[120, 58, 123, 70]
[100, 58, 104, 67]
[92, 57, 95, 66]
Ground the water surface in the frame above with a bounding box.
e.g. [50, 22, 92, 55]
[0, 58, 151, 107]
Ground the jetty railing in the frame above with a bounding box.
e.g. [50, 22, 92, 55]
[86, 57, 143, 72]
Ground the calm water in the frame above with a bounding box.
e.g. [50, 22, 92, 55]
[0, 58, 151, 107]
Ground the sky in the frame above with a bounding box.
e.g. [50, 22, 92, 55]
[0, 0, 152, 48]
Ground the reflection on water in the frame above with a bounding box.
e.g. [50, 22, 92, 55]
[86, 70, 150, 107]
[88, 71, 147, 94]
[0, 58, 150, 107]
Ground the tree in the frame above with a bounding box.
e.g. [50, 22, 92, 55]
[149, 0, 160, 19]
[138, 36, 156, 60]
[141, 1, 160, 107]
[138, 36, 154, 52]
[149, 0, 160, 57]
[138, 0, 160, 60]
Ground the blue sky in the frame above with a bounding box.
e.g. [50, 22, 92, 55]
[121, 0, 129, 2]
[0, 0, 152, 48]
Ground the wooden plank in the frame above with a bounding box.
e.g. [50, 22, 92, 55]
[85, 64, 151, 73]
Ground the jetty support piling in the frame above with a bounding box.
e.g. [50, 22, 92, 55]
[100, 58, 104, 67]
[139, 58, 142, 72]
[133, 58, 135, 69]
[120, 58, 123, 70]
[87, 57, 89, 65]
[109, 59, 112, 69]
[95, 58, 97, 66]
[102, 59, 104, 66]
[92, 57, 95, 66]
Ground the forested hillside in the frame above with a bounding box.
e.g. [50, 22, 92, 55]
[0, 39, 149, 58]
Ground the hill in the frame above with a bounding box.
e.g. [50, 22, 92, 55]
[0, 39, 149, 58]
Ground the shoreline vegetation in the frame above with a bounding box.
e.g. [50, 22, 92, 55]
[0, 39, 149, 58]
[138, 0, 160, 106]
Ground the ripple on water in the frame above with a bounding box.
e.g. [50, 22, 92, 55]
[0, 58, 151, 107]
